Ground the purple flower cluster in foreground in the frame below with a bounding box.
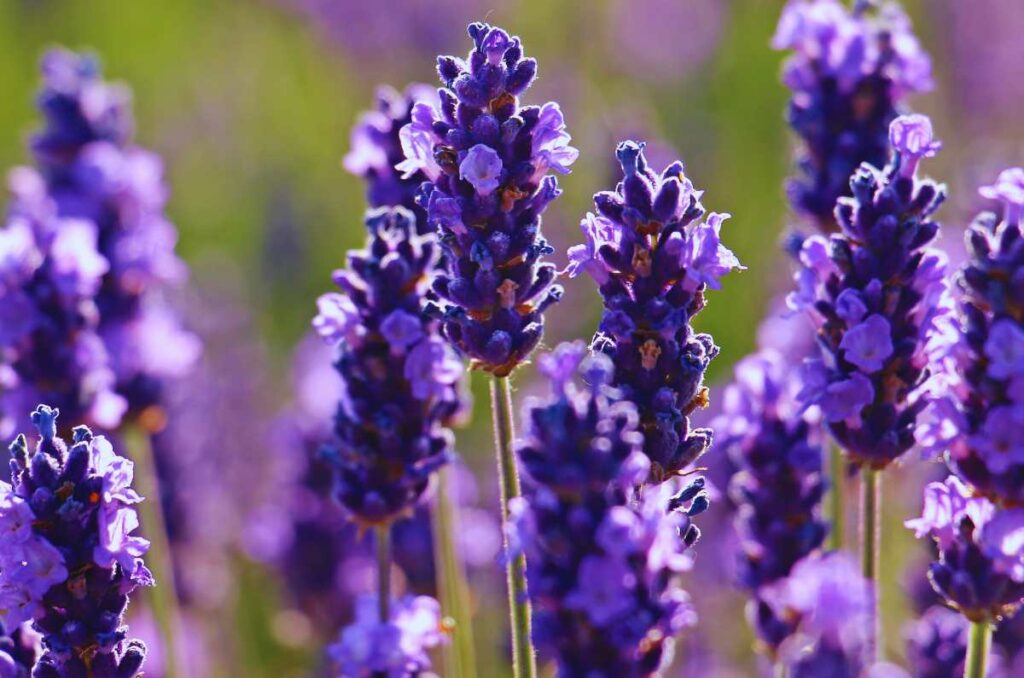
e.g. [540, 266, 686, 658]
[773, 0, 932, 231]
[314, 207, 462, 525]
[404, 22, 578, 375]
[567, 141, 742, 482]
[791, 114, 949, 469]
[0, 405, 151, 676]
[512, 342, 706, 677]
[715, 349, 828, 651]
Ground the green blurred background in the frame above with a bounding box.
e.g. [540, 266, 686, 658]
[2, 0, 1021, 675]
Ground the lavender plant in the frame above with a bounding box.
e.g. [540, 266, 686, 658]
[773, 0, 933, 232]
[567, 140, 742, 482]
[0, 405, 151, 677]
[512, 342, 707, 676]
[714, 350, 828, 658]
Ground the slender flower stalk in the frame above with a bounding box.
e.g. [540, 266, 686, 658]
[512, 342, 707, 676]
[403, 22, 577, 673]
[567, 141, 742, 483]
[0, 405, 152, 676]
[966, 621, 993, 678]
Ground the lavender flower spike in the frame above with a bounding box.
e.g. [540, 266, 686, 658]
[791, 114, 949, 469]
[919, 168, 1024, 505]
[405, 22, 578, 375]
[714, 350, 828, 652]
[0, 405, 152, 676]
[512, 342, 706, 676]
[774, 0, 933, 231]
[906, 476, 1024, 623]
[567, 140, 742, 481]
[314, 207, 462, 525]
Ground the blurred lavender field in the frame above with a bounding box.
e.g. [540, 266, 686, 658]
[1, 0, 1023, 676]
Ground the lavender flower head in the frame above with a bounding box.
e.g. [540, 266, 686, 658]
[714, 349, 828, 651]
[402, 22, 578, 375]
[907, 476, 1024, 622]
[327, 593, 445, 678]
[918, 168, 1024, 504]
[790, 114, 949, 469]
[0, 405, 151, 676]
[774, 0, 933, 230]
[314, 207, 462, 525]
[567, 140, 742, 481]
[29, 48, 199, 426]
[344, 85, 439, 229]
[512, 342, 706, 676]
[763, 552, 873, 677]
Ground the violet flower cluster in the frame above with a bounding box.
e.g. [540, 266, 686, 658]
[401, 22, 578, 375]
[918, 168, 1024, 504]
[0, 405, 151, 676]
[27, 49, 199, 427]
[567, 140, 742, 481]
[773, 0, 933, 231]
[906, 477, 1024, 623]
[511, 342, 706, 676]
[344, 85, 439, 229]
[790, 114, 949, 469]
[327, 593, 445, 677]
[313, 207, 462, 525]
[714, 350, 828, 652]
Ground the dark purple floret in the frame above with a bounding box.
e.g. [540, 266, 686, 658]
[0, 625, 36, 678]
[791, 114, 949, 469]
[918, 168, 1024, 505]
[0, 405, 151, 677]
[402, 22, 578, 375]
[512, 342, 706, 677]
[714, 350, 828, 652]
[344, 84, 439, 230]
[313, 207, 462, 525]
[773, 0, 933, 231]
[567, 140, 742, 482]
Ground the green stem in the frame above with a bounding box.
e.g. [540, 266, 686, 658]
[827, 443, 845, 551]
[376, 524, 391, 623]
[489, 376, 536, 678]
[432, 467, 478, 678]
[860, 467, 881, 662]
[127, 428, 182, 678]
[965, 620, 992, 678]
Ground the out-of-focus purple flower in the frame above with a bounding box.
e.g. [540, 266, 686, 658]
[344, 85, 439, 230]
[774, 0, 932, 230]
[922, 169, 1024, 503]
[327, 594, 445, 678]
[513, 343, 705, 676]
[791, 115, 949, 469]
[904, 606, 974, 678]
[907, 476, 1024, 623]
[1, 405, 150, 676]
[607, 0, 723, 82]
[315, 207, 462, 525]
[409, 22, 577, 375]
[568, 140, 741, 482]
[714, 349, 828, 651]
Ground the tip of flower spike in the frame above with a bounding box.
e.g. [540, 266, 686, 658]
[979, 167, 1024, 226]
[30, 405, 59, 440]
[889, 114, 941, 178]
[615, 140, 646, 178]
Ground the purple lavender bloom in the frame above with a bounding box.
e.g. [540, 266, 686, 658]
[344, 85, 440, 230]
[327, 593, 445, 678]
[904, 605, 974, 678]
[27, 48, 199, 427]
[314, 207, 462, 525]
[763, 552, 872, 677]
[404, 22, 578, 375]
[0, 625, 36, 678]
[790, 115, 949, 469]
[513, 342, 705, 676]
[714, 350, 828, 651]
[919, 168, 1024, 504]
[1, 405, 151, 676]
[567, 140, 742, 482]
[907, 477, 1024, 623]
[774, 0, 932, 231]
